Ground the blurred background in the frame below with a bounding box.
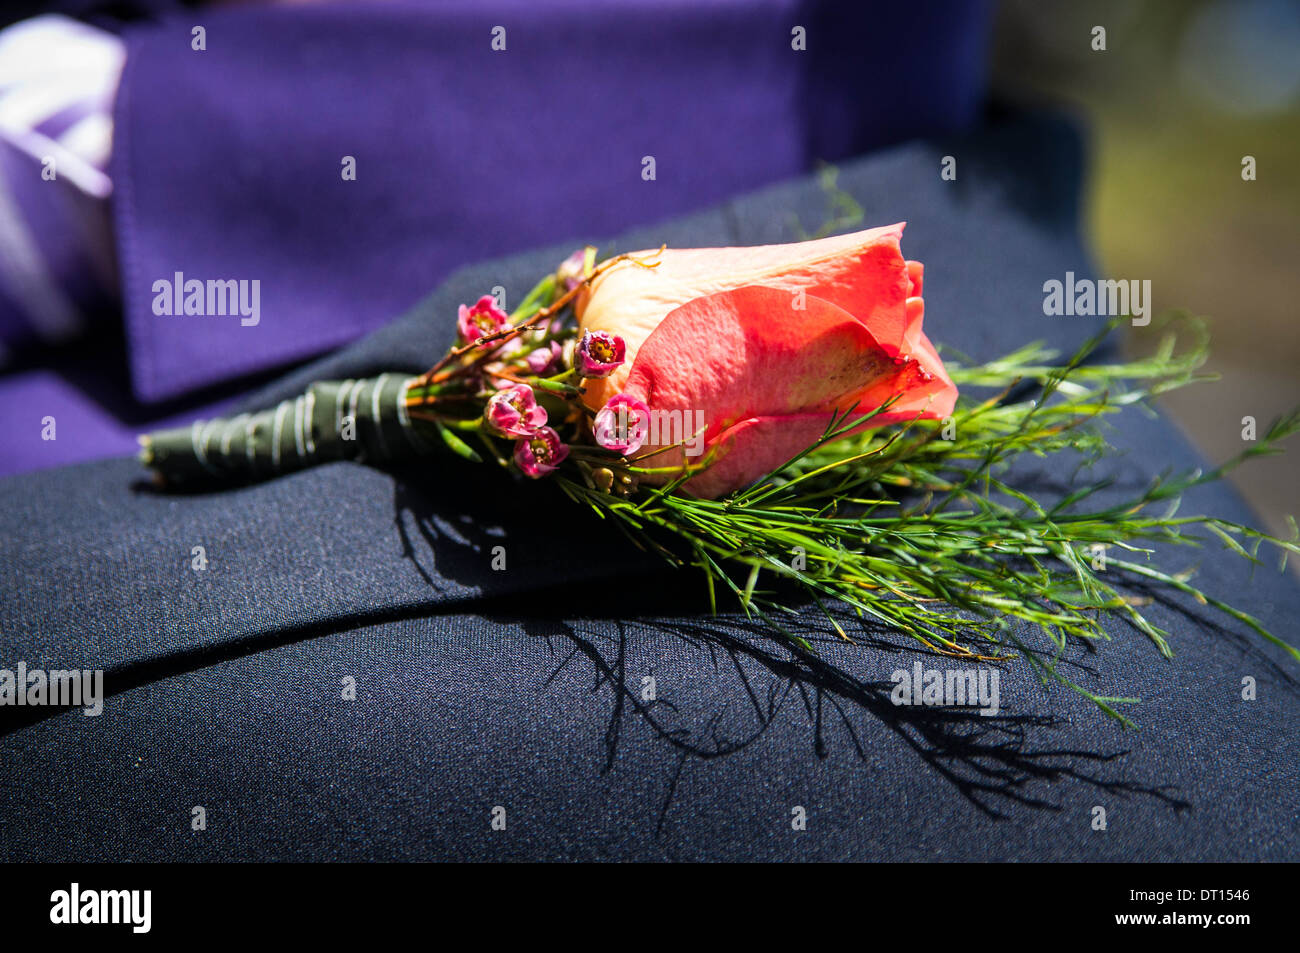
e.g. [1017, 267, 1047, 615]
[992, 0, 1300, 539]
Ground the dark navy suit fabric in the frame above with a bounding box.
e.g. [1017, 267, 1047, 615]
[1, 116, 1296, 861]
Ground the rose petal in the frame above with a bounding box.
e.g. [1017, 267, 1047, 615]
[577, 223, 914, 409]
[623, 285, 954, 497]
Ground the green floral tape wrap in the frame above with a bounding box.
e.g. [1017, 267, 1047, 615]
[139, 375, 426, 485]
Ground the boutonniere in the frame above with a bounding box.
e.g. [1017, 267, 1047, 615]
[140, 226, 1299, 724]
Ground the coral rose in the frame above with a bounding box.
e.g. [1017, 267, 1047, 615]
[575, 224, 956, 498]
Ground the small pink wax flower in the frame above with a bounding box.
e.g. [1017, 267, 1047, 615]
[593, 394, 650, 455]
[457, 295, 511, 346]
[575, 329, 626, 379]
[484, 384, 547, 438]
[514, 427, 568, 477]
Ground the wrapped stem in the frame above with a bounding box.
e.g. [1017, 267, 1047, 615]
[140, 375, 427, 486]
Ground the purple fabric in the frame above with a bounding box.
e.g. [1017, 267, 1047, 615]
[0, 140, 95, 349]
[1, 0, 990, 476]
[111, 0, 990, 404]
[0, 366, 241, 471]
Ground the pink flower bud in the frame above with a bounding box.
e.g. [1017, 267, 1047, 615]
[484, 384, 547, 438]
[513, 427, 568, 478]
[526, 340, 564, 375]
[593, 394, 650, 455]
[457, 294, 511, 346]
[555, 248, 588, 292]
[575, 329, 625, 379]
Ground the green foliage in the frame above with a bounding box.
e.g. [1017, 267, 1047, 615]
[560, 315, 1300, 726]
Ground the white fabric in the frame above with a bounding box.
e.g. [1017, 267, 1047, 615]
[0, 15, 125, 199]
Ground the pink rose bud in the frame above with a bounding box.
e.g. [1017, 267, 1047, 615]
[575, 329, 626, 379]
[574, 224, 957, 497]
[526, 340, 564, 375]
[457, 294, 511, 346]
[484, 383, 548, 438]
[513, 427, 568, 478]
[593, 394, 650, 455]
